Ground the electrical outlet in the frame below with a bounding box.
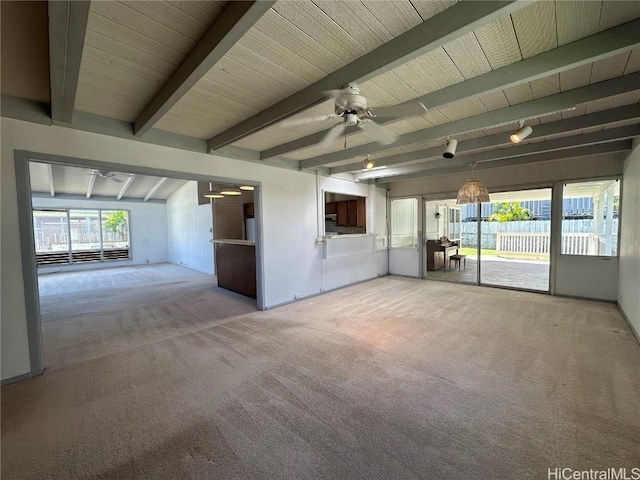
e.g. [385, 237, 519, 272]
[294, 294, 301, 299]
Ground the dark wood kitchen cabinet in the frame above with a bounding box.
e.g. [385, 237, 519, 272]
[325, 202, 337, 214]
[356, 197, 366, 227]
[347, 200, 357, 225]
[336, 201, 348, 226]
[243, 202, 254, 217]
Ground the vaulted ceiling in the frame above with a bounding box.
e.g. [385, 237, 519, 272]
[2, 0, 639, 184]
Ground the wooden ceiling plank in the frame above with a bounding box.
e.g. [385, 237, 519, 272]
[49, 1, 91, 123]
[264, 18, 640, 159]
[134, 1, 275, 136]
[207, 1, 531, 151]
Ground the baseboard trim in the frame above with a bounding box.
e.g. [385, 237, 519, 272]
[264, 273, 389, 310]
[617, 303, 640, 346]
[1, 371, 35, 386]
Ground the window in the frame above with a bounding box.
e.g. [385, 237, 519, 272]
[448, 207, 462, 242]
[561, 180, 619, 256]
[391, 198, 418, 248]
[324, 192, 366, 235]
[33, 209, 130, 265]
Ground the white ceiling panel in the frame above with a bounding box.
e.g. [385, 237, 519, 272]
[556, 1, 603, 46]
[443, 32, 492, 80]
[599, 0, 640, 30]
[475, 15, 522, 69]
[29, 162, 51, 194]
[511, 0, 557, 59]
[590, 51, 633, 84]
[361, 1, 423, 36]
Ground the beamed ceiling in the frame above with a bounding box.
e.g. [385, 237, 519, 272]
[1, 0, 639, 184]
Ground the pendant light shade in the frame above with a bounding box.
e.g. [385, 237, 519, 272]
[456, 179, 490, 204]
[220, 187, 242, 196]
[204, 182, 224, 199]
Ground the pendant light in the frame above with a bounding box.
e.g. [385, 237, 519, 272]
[220, 186, 242, 196]
[239, 185, 254, 191]
[456, 162, 490, 205]
[204, 182, 224, 199]
[363, 155, 374, 170]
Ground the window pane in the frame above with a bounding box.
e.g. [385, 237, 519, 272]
[561, 180, 619, 256]
[391, 198, 418, 248]
[33, 210, 69, 253]
[69, 210, 101, 251]
[101, 210, 130, 249]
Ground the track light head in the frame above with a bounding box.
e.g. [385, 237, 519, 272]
[510, 124, 532, 144]
[443, 138, 457, 159]
[363, 155, 374, 170]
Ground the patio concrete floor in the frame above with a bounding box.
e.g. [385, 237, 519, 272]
[427, 256, 550, 291]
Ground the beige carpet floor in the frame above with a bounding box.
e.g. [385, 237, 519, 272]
[2, 264, 639, 479]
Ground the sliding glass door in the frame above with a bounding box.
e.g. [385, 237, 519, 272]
[478, 188, 551, 291]
[423, 198, 477, 284]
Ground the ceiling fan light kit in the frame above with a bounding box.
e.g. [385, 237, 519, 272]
[363, 155, 374, 170]
[280, 82, 427, 148]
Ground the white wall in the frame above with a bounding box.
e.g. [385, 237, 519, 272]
[1, 118, 388, 381]
[619, 138, 640, 338]
[166, 181, 214, 275]
[555, 256, 619, 301]
[32, 196, 168, 272]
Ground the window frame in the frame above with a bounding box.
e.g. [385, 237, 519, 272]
[33, 208, 131, 265]
[559, 177, 621, 258]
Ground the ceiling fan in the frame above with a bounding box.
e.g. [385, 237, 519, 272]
[279, 82, 427, 148]
[91, 170, 127, 183]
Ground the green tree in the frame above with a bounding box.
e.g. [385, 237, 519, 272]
[104, 210, 128, 236]
[488, 202, 532, 222]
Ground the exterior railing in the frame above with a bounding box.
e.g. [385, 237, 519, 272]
[496, 232, 606, 256]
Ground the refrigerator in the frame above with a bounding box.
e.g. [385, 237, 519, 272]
[245, 218, 256, 242]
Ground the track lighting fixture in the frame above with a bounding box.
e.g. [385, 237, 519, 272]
[443, 138, 457, 159]
[510, 121, 532, 144]
[363, 155, 374, 170]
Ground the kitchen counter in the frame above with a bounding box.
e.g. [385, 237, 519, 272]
[211, 239, 255, 246]
[211, 239, 256, 298]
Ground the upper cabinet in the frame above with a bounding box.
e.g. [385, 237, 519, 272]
[334, 198, 366, 228]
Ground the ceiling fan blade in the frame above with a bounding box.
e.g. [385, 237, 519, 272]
[322, 89, 347, 99]
[358, 119, 398, 145]
[278, 114, 337, 128]
[319, 123, 345, 148]
[369, 101, 427, 119]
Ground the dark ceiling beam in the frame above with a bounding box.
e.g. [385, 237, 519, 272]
[134, 1, 275, 136]
[356, 124, 640, 181]
[263, 19, 640, 160]
[376, 141, 632, 184]
[48, 0, 91, 123]
[301, 72, 640, 169]
[206, 1, 531, 152]
[332, 104, 640, 175]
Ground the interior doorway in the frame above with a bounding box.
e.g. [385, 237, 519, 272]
[15, 152, 264, 377]
[423, 198, 477, 284]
